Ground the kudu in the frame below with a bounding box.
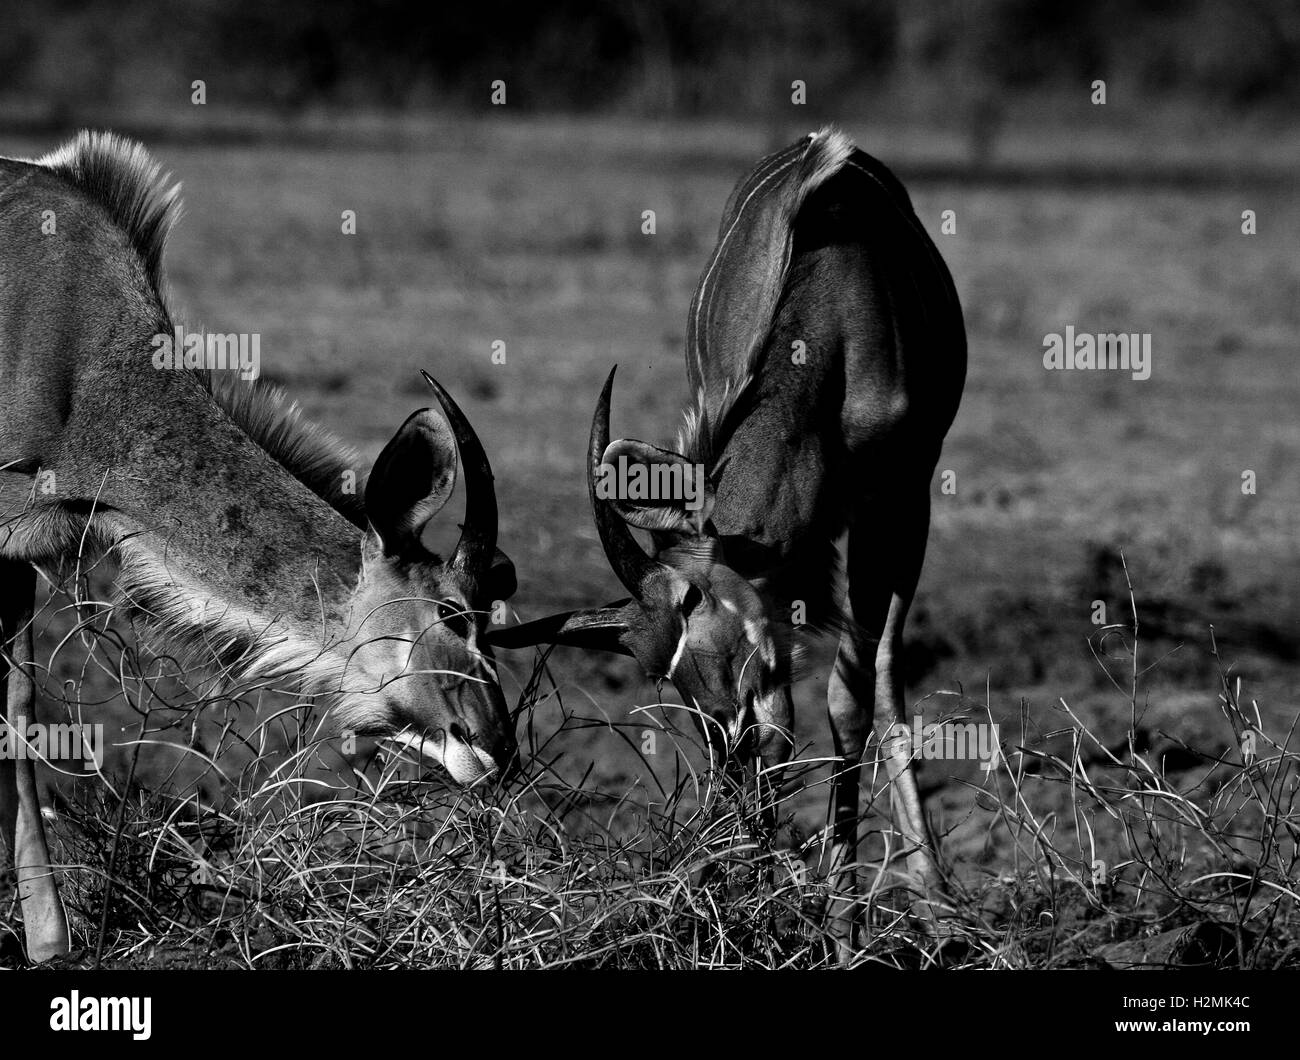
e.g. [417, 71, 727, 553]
[0, 132, 517, 961]
[489, 127, 966, 956]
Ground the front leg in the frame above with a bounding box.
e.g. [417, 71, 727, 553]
[1, 562, 70, 962]
[754, 685, 794, 836]
[825, 486, 946, 962]
[826, 639, 871, 963]
[864, 485, 947, 919]
[873, 593, 943, 900]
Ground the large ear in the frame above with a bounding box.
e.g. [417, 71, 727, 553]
[597, 439, 713, 536]
[485, 604, 633, 656]
[364, 408, 457, 558]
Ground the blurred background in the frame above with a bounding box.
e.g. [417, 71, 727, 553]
[3, 0, 1300, 119]
[2, 0, 1297, 868]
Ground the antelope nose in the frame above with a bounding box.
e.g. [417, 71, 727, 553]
[443, 724, 500, 784]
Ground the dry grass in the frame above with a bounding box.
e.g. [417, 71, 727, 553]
[4, 562, 1297, 970]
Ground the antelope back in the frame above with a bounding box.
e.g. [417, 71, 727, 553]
[684, 129, 855, 441]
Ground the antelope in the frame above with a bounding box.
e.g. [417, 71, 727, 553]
[489, 127, 966, 957]
[0, 132, 517, 961]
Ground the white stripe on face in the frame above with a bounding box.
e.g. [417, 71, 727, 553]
[667, 620, 690, 677]
[743, 617, 776, 668]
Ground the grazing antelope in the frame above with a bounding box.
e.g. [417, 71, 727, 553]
[0, 132, 517, 961]
[489, 127, 966, 956]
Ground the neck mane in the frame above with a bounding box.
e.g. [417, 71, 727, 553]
[201, 371, 369, 528]
[15, 132, 375, 708]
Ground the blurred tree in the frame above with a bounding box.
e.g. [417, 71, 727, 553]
[0, 0, 1294, 118]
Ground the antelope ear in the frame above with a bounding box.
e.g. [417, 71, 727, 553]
[485, 604, 633, 656]
[483, 547, 517, 603]
[364, 409, 457, 558]
[597, 439, 714, 536]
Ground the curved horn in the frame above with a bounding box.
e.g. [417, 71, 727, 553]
[421, 371, 497, 584]
[589, 366, 657, 597]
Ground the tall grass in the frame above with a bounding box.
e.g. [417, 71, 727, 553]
[3, 571, 1297, 969]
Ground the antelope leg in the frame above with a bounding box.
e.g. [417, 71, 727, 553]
[1, 562, 70, 961]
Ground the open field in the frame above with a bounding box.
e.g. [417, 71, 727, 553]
[2, 112, 1298, 966]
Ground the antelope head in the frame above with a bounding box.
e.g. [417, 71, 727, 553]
[488, 368, 790, 759]
[341, 373, 518, 784]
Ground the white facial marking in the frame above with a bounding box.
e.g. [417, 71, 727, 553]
[742, 617, 776, 668]
[388, 729, 445, 767]
[387, 728, 496, 785]
[668, 622, 691, 677]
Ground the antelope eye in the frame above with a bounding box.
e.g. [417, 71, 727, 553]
[680, 583, 705, 617]
[436, 598, 472, 639]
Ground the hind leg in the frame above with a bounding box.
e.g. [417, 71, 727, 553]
[0, 560, 70, 961]
[825, 479, 942, 959]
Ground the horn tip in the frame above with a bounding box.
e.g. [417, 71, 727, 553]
[421, 372, 462, 428]
[599, 364, 618, 402]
